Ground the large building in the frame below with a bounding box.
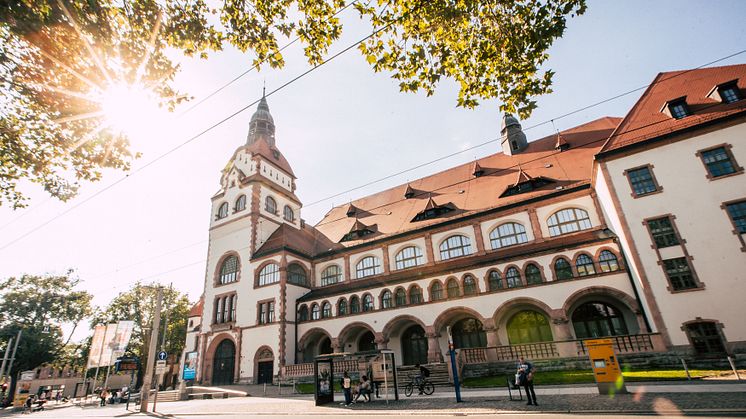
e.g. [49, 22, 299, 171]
[187, 64, 746, 385]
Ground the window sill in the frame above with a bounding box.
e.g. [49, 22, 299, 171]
[668, 285, 706, 294]
[630, 189, 663, 199]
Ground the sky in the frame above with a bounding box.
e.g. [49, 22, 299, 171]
[1, 0, 745, 342]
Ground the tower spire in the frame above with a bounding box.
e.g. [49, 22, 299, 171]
[247, 87, 275, 146]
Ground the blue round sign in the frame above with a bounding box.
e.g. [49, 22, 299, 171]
[157, 351, 167, 361]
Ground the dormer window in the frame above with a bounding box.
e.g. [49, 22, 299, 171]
[662, 97, 690, 119]
[340, 221, 376, 242]
[707, 80, 741, 104]
[411, 197, 454, 222]
[216, 202, 229, 220]
[341, 228, 374, 242]
[404, 184, 415, 199]
[500, 177, 554, 197]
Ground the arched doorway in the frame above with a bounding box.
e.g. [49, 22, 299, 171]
[212, 339, 235, 385]
[319, 337, 333, 355]
[401, 325, 428, 365]
[571, 302, 629, 338]
[507, 310, 553, 344]
[451, 318, 487, 349]
[358, 331, 376, 352]
[255, 347, 274, 384]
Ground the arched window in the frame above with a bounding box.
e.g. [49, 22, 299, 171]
[381, 290, 393, 309]
[358, 331, 376, 352]
[446, 278, 460, 298]
[320, 265, 342, 286]
[350, 296, 360, 314]
[547, 208, 592, 237]
[395, 288, 407, 306]
[311, 303, 320, 320]
[258, 263, 280, 286]
[235, 195, 246, 212]
[599, 250, 620, 272]
[218, 255, 239, 284]
[525, 264, 542, 285]
[451, 318, 487, 349]
[506, 267, 522, 288]
[283, 205, 294, 222]
[265, 196, 277, 214]
[298, 305, 308, 322]
[488, 271, 503, 291]
[322, 302, 332, 319]
[489, 222, 529, 249]
[337, 298, 348, 316]
[356, 256, 382, 278]
[362, 294, 374, 312]
[217, 202, 229, 219]
[463, 275, 477, 295]
[409, 285, 423, 304]
[576, 254, 596, 276]
[507, 310, 553, 344]
[554, 258, 574, 280]
[430, 282, 444, 301]
[287, 263, 308, 286]
[439, 235, 473, 260]
[572, 302, 628, 338]
[394, 246, 424, 269]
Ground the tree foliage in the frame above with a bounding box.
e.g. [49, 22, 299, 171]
[0, 271, 93, 376]
[1, 0, 585, 207]
[91, 282, 190, 387]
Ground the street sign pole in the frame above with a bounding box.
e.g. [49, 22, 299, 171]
[140, 287, 163, 413]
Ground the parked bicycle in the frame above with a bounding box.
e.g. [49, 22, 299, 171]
[404, 375, 435, 397]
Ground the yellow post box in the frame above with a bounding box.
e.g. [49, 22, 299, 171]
[584, 338, 628, 395]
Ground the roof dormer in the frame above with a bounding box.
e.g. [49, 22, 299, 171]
[411, 196, 454, 222]
[472, 161, 485, 177]
[660, 96, 690, 119]
[499, 167, 554, 198]
[340, 220, 376, 242]
[707, 79, 741, 104]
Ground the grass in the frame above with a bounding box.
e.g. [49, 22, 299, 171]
[461, 369, 735, 388]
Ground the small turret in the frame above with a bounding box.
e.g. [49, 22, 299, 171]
[247, 89, 276, 146]
[500, 113, 528, 156]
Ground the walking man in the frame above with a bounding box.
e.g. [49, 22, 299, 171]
[517, 356, 537, 406]
[340, 371, 352, 406]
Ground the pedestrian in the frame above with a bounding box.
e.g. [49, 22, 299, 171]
[99, 388, 108, 407]
[517, 356, 537, 406]
[340, 371, 352, 406]
[354, 375, 371, 403]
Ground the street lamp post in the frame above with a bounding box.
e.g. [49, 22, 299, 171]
[140, 286, 163, 413]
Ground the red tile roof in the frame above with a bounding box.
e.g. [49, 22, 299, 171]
[253, 222, 343, 259]
[244, 136, 296, 178]
[188, 298, 204, 317]
[600, 64, 746, 154]
[312, 116, 621, 247]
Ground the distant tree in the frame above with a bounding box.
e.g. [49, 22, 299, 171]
[0, 271, 93, 377]
[1, 0, 586, 208]
[92, 282, 190, 388]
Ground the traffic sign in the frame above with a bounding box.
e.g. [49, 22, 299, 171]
[157, 351, 168, 361]
[155, 360, 167, 375]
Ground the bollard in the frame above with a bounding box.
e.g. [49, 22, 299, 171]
[263, 383, 266, 396]
[680, 358, 691, 380]
[727, 356, 741, 380]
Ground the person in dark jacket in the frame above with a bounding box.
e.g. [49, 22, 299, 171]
[517, 356, 537, 406]
[340, 371, 352, 406]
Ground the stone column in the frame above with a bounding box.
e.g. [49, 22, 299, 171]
[472, 223, 487, 255]
[551, 314, 577, 358]
[331, 338, 342, 354]
[425, 330, 443, 363]
[483, 319, 500, 362]
[374, 332, 389, 350]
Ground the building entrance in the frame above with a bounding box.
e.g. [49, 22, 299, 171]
[402, 325, 428, 365]
[212, 339, 235, 385]
[257, 361, 273, 384]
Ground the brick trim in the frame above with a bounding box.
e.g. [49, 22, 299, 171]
[694, 143, 744, 181]
[721, 198, 746, 252]
[642, 214, 705, 293]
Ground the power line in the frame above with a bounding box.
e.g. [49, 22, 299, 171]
[30, 49, 746, 278]
[0, 16, 401, 252]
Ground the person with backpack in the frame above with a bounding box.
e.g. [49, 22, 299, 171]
[414, 364, 430, 395]
[517, 356, 538, 406]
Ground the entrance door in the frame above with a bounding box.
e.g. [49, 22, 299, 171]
[257, 361, 273, 384]
[212, 339, 236, 385]
[402, 325, 428, 365]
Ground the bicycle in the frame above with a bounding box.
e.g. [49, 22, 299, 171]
[404, 375, 434, 397]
